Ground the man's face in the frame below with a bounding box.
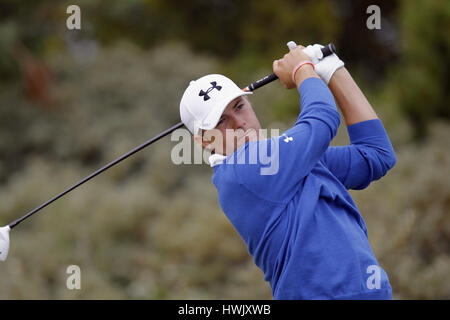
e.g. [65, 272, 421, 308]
[197, 96, 262, 156]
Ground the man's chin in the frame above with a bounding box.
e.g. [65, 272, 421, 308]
[235, 129, 258, 149]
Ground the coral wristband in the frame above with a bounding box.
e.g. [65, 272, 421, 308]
[292, 61, 315, 84]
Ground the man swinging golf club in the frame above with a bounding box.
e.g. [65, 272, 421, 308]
[179, 43, 396, 300]
[0, 43, 335, 262]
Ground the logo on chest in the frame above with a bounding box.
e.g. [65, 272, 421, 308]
[281, 133, 293, 143]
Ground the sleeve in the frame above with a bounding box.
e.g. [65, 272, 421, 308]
[232, 77, 341, 203]
[320, 119, 397, 190]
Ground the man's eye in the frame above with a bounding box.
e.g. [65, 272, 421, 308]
[236, 104, 243, 110]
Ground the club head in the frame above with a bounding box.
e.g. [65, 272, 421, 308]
[0, 226, 11, 261]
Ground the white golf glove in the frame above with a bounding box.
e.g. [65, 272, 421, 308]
[287, 41, 344, 84]
[302, 44, 344, 84]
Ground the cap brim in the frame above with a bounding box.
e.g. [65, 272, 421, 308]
[198, 90, 253, 133]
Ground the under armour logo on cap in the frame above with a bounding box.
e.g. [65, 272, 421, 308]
[199, 81, 222, 101]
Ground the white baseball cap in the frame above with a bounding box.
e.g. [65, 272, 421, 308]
[180, 74, 252, 135]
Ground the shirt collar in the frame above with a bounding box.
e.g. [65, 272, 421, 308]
[208, 153, 227, 167]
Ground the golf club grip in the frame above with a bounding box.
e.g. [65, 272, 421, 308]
[321, 43, 336, 58]
[244, 43, 336, 92]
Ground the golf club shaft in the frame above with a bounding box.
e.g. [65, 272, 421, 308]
[8, 122, 184, 229]
[243, 43, 336, 92]
[8, 43, 337, 229]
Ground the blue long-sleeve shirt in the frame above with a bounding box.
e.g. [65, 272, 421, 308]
[211, 77, 396, 299]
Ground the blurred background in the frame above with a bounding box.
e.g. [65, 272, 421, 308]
[0, 0, 449, 299]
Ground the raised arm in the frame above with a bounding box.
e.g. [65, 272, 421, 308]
[328, 67, 378, 126]
[320, 66, 396, 190]
[231, 46, 340, 203]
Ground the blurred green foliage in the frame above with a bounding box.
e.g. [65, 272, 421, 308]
[1, 0, 448, 136]
[392, 0, 450, 140]
[0, 0, 449, 299]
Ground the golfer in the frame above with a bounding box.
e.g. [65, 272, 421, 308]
[179, 44, 396, 300]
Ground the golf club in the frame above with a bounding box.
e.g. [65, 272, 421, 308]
[0, 42, 336, 261]
[243, 42, 336, 91]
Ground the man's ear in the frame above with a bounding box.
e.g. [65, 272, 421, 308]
[193, 134, 204, 147]
[193, 133, 213, 149]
